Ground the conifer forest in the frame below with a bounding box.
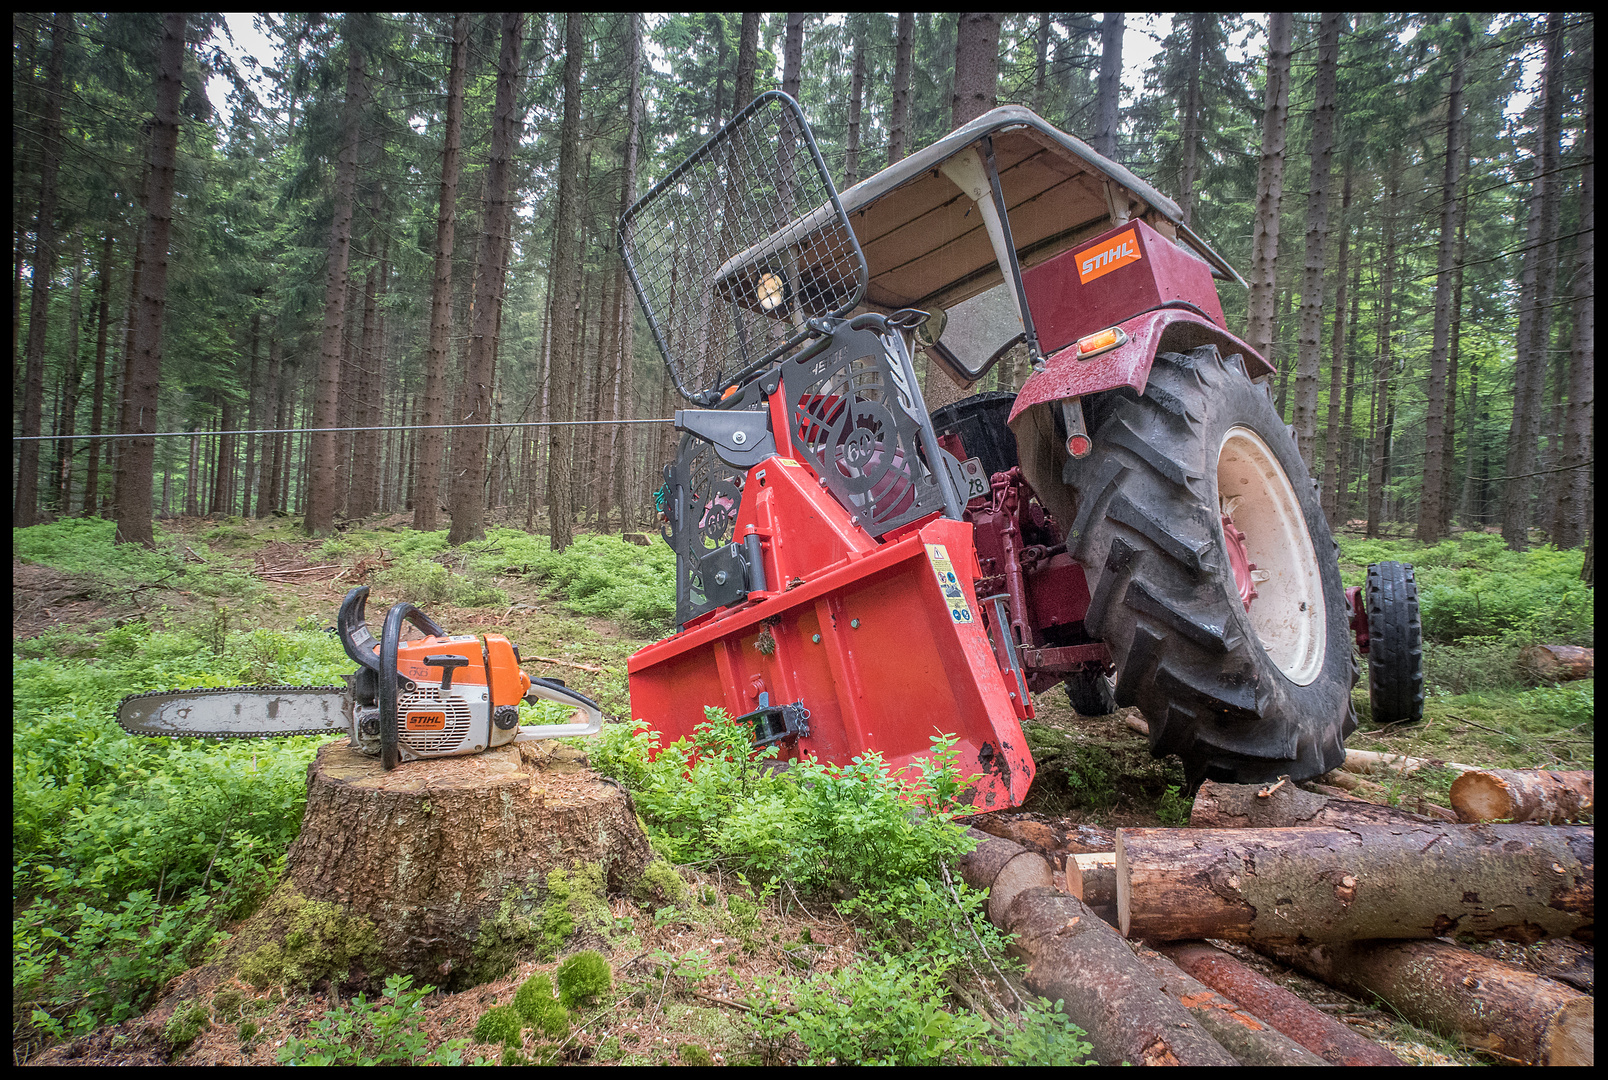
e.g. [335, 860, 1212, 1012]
[11, 12, 1594, 559]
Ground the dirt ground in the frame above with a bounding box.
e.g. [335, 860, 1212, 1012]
[14, 524, 1512, 1066]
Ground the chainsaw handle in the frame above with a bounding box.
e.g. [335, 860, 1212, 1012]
[338, 587, 446, 675]
[376, 600, 449, 770]
[517, 677, 604, 740]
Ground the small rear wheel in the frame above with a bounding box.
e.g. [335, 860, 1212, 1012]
[1065, 667, 1116, 717]
[1365, 561, 1424, 725]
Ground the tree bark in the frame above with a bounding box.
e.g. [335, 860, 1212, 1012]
[412, 13, 468, 533]
[1502, 13, 1565, 551]
[546, 12, 586, 552]
[1449, 768, 1593, 825]
[782, 13, 804, 103]
[83, 230, 114, 516]
[53, 243, 86, 516]
[844, 20, 866, 188]
[957, 832, 1238, 1064]
[734, 12, 759, 111]
[1132, 944, 1329, 1066]
[888, 14, 913, 164]
[1117, 824, 1593, 944]
[1292, 12, 1340, 470]
[1366, 168, 1400, 537]
[112, 12, 185, 547]
[16, 10, 70, 529]
[277, 740, 652, 989]
[1092, 13, 1124, 159]
[1518, 643, 1594, 684]
[239, 312, 261, 519]
[304, 22, 366, 537]
[1321, 166, 1351, 526]
[1190, 779, 1446, 830]
[1160, 942, 1404, 1065]
[1418, 42, 1466, 541]
[1555, 60, 1593, 549]
[1253, 938, 1593, 1066]
[1176, 14, 1208, 226]
[1243, 10, 1292, 370]
[951, 13, 1000, 129]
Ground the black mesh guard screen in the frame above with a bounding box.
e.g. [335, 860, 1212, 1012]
[620, 92, 869, 404]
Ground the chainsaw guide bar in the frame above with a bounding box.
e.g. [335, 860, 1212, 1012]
[115, 685, 350, 740]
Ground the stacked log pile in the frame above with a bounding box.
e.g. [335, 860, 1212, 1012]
[959, 771, 1593, 1066]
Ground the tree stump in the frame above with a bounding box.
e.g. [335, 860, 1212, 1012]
[264, 739, 651, 989]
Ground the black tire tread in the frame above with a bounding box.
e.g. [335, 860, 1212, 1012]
[1061, 344, 1357, 787]
[1365, 561, 1425, 725]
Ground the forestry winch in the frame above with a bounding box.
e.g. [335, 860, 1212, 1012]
[620, 92, 1422, 808]
[116, 586, 602, 768]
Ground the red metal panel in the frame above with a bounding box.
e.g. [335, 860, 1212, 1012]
[1023, 218, 1225, 354]
[628, 499, 1036, 810]
[1006, 307, 1272, 426]
[1026, 553, 1092, 630]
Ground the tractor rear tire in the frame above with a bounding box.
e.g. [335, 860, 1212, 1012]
[1056, 344, 1356, 787]
[1365, 561, 1424, 726]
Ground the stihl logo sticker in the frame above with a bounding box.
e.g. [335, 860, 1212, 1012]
[1078, 228, 1142, 283]
[406, 711, 447, 731]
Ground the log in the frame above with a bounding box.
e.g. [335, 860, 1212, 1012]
[266, 740, 653, 988]
[1253, 938, 1594, 1066]
[1159, 942, 1404, 1066]
[960, 830, 1239, 1064]
[1003, 889, 1240, 1065]
[1192, 779, 1446, 830]
[1342, 747, 1478, 777]
[1117, 824, 1593, 944]
[1132, 944, 1330, 1066]
[1519, 643, 1594, 683]
[1449, 768, 1594, 824]
[1473, 936, 1594, 993]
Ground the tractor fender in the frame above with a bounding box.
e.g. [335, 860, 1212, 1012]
[1007, 307, 1272, 426]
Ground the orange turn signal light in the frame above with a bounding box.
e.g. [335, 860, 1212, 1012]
[721, 384, 740, 400]
[1075, 326, 1126, 359]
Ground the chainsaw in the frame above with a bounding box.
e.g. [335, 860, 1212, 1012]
[116, 586, 603, 769]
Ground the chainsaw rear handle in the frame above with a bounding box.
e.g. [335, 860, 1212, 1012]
[339, 586, 446, 674]
[517, 677, 604, 741]
[377, 599, 450, 771]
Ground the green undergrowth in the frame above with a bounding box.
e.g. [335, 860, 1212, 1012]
[13, 620, 351, 1048]
[469, 529, 677, 635]
[15, 517, 264, 609]
[591, 708, 1094, 1065]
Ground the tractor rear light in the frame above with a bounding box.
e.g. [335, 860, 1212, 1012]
[1075, 326, 1127, 360]
[1068, 433, 1092, 458]
[1060, 397, 1092, 459]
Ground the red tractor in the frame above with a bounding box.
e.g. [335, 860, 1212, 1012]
[621, 94, 1421, 809]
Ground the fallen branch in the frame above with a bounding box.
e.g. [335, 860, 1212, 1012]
[1341, 748, 1479, 777]
[1159, 942, 1404, 1066]
[1193, 779, 1448, 830]
[530, 655, 605, 674]
[1252, 937, 1594, 1066]
[1117, 824, 1593, 944]
[255, 563, 341, 576]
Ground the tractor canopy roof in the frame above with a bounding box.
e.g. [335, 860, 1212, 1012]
[720, 105, 1243, 323]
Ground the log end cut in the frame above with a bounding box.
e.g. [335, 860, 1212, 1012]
[1543, 996, 1594, 1067]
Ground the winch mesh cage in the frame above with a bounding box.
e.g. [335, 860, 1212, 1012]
[620, 91, 868, 401]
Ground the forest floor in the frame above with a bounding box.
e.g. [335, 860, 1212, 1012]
[16, 514, 1589, 1066]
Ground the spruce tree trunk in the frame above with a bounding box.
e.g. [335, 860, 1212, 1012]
[734, 12, 759, 108]
[1093, 13, 1124, 159]
[782, 13, 805, 102]
[412, 13, 468, 534]
[1291, 12, 1340, 470]
[1243, 11, 1292, 368]
[1366, 169, 1400, 537]
[83, 231, 114, 516]
[1555, 62, 1592, 549]
[1419, 45, 1465, 541]
[16, 10, 69, 529]
[613, 16, 643, 534]
[1321, 166, 1352, 526]
[546, 12, 586, 552]
[844, 23, 866, 188]
[113, 13, 185, 548]
[304, 23, 366, 537]
[53, 245, 85, 516]
[889, 14, 913, 164]
[1502, 14, 1564, 551]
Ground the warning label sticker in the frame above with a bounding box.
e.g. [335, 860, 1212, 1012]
[925, 543, 974, 625]
[1078, 226, 1143, 284]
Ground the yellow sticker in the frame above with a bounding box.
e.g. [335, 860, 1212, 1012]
[926, 543, 974, 624]
[775, 458, 801, 467]
[1078, 227, 1143, 284]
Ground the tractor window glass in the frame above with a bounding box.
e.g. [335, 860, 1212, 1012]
[935, 281, 1023, 378]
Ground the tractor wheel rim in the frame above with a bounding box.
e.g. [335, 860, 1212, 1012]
[1217, 426, 1326, 686]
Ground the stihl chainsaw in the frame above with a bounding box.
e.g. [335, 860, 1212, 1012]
[116, 586, 602, 769]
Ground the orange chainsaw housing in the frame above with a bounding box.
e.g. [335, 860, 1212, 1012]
[627, 390, 1036, 811]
